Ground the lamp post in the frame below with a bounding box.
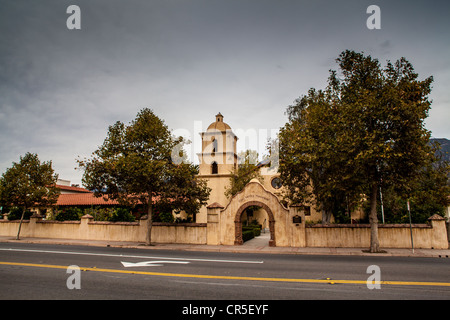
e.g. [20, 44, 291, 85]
[379, 186, 385, 224]
[407, 200, 414, 254]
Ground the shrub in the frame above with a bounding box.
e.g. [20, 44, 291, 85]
[109, 208, 135, 222]
[242, 225, 261, 237]
[55, 207, 82, 221]
[158, 211, 174, 223]
[242, 230, 255, 242]
[90, 207, 115, 221]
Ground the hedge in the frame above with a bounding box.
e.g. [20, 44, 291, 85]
[242, 230, 255, 242]
[242, 224, 262, 242]
[242, 225, 261, 237]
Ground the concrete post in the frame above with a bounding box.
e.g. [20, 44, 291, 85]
[29, 213, 43, 238]
[80, 214, 94, 240]
[289, 205, 306, 247]
[428, 214, 448, 249]
[206, 202, 223, 245]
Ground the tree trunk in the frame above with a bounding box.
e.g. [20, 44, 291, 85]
[16, 207, 26, 240]
[321, 209, 332, 224]
[145, 198, 153, 246]
[368, 183, 381, 253]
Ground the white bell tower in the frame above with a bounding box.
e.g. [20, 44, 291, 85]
[196, 113, 238, 222]
[197, 113, 238, 176]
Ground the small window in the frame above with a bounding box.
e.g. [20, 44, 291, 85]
[211, 162, 218, 174]
[303, 206, 311, 216]
[271, 177, 282, 189]
[212, 138, 217, 153]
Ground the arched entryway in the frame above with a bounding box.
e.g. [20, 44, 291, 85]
[207, 179, 291, 246]
[234, 201, 276, 246]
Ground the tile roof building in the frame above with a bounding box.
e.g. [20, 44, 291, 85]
[54, 180, 118, 207]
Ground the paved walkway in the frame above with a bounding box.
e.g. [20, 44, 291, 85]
[1, 235, 449, 258]
[242, 232, 271, 248]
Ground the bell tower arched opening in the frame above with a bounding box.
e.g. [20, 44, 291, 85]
[211, 161, 218, 174]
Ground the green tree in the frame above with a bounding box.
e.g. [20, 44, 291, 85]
[279, 50, 434, 252]
[77, 108, 210, 245]
[377, 142, 449, 223]
[225, 150, 263, 198]
[0, 153, 59, 240]
[279, 88, 360, 224]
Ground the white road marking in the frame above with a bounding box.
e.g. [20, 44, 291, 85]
[0, 247, 264, 264]
[121, 260, 190, 267]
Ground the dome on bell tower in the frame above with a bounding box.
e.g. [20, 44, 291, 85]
[207, 112, 231, 132]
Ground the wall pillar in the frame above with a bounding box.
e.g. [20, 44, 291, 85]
[29, 213, 43, 238]
[29, 213, 43, 223]
[428, 214, 449, 249]
[80, 214, 94, 240]
[289, 205, 306, 247]
[207, 202, 224, 245]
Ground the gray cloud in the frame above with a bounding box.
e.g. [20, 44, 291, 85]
[1, 0, 449, 185]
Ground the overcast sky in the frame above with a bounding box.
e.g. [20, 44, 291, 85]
[1, 0, 449, 186]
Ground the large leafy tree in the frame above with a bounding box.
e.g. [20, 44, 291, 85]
[0, 153, 59, 240]
[279, 88, 360, 223]
[77, 108, 210, 245]
[279, 50, 434, 252]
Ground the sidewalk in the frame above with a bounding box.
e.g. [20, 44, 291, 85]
[1, 235, 449, 258]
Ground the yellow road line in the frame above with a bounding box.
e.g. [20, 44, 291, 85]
[1, 261, 450, 287]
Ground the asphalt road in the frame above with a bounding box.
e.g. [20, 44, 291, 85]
[0, 242, 449, 302]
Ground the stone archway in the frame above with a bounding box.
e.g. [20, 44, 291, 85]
[234, 201, 276, 246]
[207, 179, 294, 247]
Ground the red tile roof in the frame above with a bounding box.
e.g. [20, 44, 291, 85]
[57, 193, 119, 206]
[55, 184, 92, 193]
